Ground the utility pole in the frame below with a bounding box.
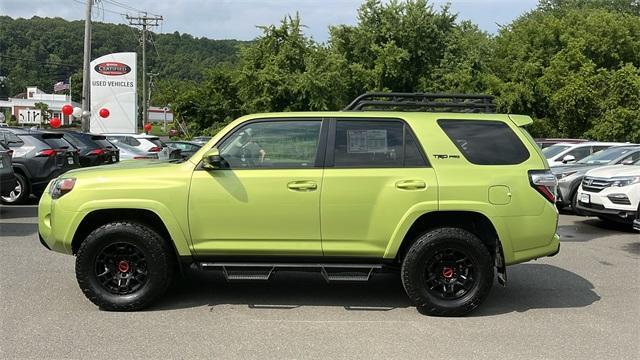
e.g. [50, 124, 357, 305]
[126, 13, 162, 132]
[81, 0, 93, 132]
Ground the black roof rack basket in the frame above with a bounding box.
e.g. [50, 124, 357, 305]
[343, 92, 496, 113]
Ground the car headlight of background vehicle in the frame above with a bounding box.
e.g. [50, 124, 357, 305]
[611, 176, 640, 187]
[49, 178, 76, 199]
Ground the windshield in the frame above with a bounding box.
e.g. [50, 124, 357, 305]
[577, 147, 636, 165]
[542, 144, 570, 158]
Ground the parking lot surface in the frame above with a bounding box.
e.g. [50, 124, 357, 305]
[1, 203, 638, 359]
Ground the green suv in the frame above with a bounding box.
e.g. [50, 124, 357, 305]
[38, 93, 560, 316]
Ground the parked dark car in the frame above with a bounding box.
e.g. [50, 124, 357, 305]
[0, 142, 17, 198]
[0, 127, 80, 204]
[535, 138, 589, 149]
[60, 131, 120, 167]
[165, 140, 202, 159]
[552, 145, 640, 211]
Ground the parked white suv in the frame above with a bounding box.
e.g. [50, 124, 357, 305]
[104, 133, 173, 160]
[576, 160, 640, 224]
[542, 142, 629, 167]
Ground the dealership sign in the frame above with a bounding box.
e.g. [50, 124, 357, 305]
[90, 52, 137, 133]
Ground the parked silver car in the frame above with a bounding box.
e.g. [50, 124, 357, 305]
[112, 141, 159, 160]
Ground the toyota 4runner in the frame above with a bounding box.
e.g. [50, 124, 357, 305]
[38, 93, 560, 316]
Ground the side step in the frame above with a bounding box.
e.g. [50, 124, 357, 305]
[199, 262, 383, 282]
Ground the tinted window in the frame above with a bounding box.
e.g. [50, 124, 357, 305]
[126, 137, 141, 146]
[219, 120, 321, 169]
[1, 131, 24, 147]
[148, 138, 166, 147]
[41, 136, 72, 149]
[438, 120, 530, 165]
[63, 134, 84, 148]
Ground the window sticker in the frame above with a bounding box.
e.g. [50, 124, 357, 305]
[347, 129, 388, 153]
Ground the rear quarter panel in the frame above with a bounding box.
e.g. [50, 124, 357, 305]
[403, 113, 557, 264]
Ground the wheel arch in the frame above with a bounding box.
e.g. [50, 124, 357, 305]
[391, 211, 503, 264]
[71, 208, 189, 269]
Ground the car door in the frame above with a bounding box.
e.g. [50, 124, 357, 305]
[188, 118, 325, 256]
[320, 118, 438, 257]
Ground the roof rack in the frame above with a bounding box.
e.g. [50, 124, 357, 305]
[343, 92, 496, 113]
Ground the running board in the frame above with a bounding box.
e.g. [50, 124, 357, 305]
[199, 262, 383, 282]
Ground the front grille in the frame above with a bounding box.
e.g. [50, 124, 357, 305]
[582, 177, 612, 192]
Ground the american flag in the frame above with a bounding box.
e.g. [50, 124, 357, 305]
[53, 80, 70, 92]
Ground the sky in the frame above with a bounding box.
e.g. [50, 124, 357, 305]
[1, 0, 539, 41]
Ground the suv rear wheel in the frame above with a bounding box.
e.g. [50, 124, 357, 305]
[1, 173, 29, 205]
[401, 227, 493, 316]
[75, 221, 175, 311]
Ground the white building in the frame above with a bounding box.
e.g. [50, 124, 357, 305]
[0, 87, 81, 125]
[147, 106, 173, 124]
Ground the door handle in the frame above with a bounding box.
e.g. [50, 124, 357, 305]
[287, 181, 318, 191]
[395, 179, 426, 190]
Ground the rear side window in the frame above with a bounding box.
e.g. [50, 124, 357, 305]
[148, 138, 166, 147]
[332, 120, 428, 168]
[63, 134, 84, 148]
[1, 131, 24, 147]
[41, 136, 72, 149]
[438, 120, 529, 165]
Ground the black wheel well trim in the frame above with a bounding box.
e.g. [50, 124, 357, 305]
[71, 208, 186, 273]
[12, 164, 31, 179]
[396, 211, 502, 264]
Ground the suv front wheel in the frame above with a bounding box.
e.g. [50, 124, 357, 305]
[75, 221, 175, 311]
[401, 227, 494, 316]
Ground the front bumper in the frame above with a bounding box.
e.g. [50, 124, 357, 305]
[576, 185, 638, 223]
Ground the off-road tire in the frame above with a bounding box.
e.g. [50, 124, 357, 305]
[1, 172, 29, 205]
[75, 221, 175, 311]
[401, 227, 493, 317]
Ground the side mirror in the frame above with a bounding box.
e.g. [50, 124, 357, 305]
[562, 154, 576, 163]
[202, 148, 222, 170]
[621, 159, 634, 165]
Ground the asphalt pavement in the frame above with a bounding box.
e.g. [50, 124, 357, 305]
[1, 202, 638, 359]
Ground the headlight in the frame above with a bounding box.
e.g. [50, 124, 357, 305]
[611, 176, 640, 187]
[557, 171, 578, 180]
[50, 178, 76, 199]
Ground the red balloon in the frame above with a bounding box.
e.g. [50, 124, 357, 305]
[61, 104, 73, 116]
[99, 108, 110, 118]
[143, 123, 153, 132]
[50, 117, 62, 128]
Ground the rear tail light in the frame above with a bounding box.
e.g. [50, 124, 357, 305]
[87, 149, 105, 156]
[529, 170, 558, 203]
[35, 149, 56, 157]
[7, 150, 13, 157]
[50, 178, 76, 199]
[148, 146, 161, 152]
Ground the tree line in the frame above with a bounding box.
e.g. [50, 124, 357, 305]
[1, 0, 639, 141]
